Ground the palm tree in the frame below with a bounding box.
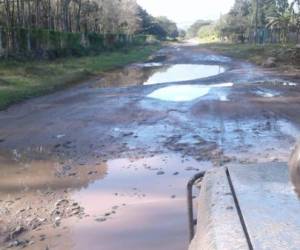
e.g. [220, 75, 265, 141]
[266, 3, 294, 43]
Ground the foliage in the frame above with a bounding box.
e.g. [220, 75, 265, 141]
[197, 24, 219, 42]
[0, 27, 150, 59]
[156, 16, 179, 39]
[190, 0, 300, 44]
[0, 44, 160, 109]
[0, 0, 176, 57]
[137, 8, 179, 40]
[201, 42, 297, 66]
[0, 0, 141, 35]
[187, 20, 213, 38]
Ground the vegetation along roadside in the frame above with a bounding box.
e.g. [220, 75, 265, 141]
[0, 44, 160, 110]
[200, 43, 300, 69]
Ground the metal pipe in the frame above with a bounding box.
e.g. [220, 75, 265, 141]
[187, 171, 206, 242]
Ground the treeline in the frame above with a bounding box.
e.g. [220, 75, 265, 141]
[189, 0, 300, 44]
[0, 0, 179, 58]
[0, 0, 140, 34]
[0, 29, 149, 59]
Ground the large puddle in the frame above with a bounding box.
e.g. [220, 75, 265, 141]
[148, 83, 233, 102]
[96, 64, 225, 88]
[143, 64, 225, 85]
[0, 152, 211, 250]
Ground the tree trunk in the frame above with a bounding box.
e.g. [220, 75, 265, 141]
[27, 29, 31, 51]
[76, 0, 81, 32]
[35, 0, 39, 28]
[27, 0, 31, 52]
[55, 0, 59, 31]
[254, 0, 259, 44]
[20, 0, 25, 27]
[16, 0, 21, 26]
[48, 0, 51, 29]
[0, 27, 4, 57]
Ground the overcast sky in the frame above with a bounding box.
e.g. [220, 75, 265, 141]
[137, 0, 235, 28]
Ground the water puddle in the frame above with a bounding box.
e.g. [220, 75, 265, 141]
[283, 81, 297, 86]
[143, 64, 225, 85]
[95, 64, 225, 88]
[255, 88, 281, 98]
[96, 66, 157, 87]
[64, 154, 210, 250]
[137, 62, 163, 68]
[148, 83, 233, 102]
[192, 54, 232, 63]
[0, 152, 211, 250]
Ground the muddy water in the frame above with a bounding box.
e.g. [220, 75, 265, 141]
[1, 44, 300, 250]
[143, 64, 225, 85]
[67, 155, 209, 250]
[95, 64, 225, 88]
[0, 153, 210, 250]
[148, 83, 233, 102]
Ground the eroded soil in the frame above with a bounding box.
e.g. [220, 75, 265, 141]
[0, 43, 300, 250]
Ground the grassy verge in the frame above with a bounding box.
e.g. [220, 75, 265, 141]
[201, 42, 298, 67]
[0, 45, 160, 110]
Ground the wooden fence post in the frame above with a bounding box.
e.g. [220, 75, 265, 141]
[0, 26, 4, 57]
[27, 29, 31, 52]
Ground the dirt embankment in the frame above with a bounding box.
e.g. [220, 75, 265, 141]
[200, 43, 300, 78]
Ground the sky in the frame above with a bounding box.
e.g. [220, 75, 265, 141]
[137, 0, 235, 28]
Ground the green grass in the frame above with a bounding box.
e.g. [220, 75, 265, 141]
[200, 42, 297, 66]
[0, 45, 160, 110]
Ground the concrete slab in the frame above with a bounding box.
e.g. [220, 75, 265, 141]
[228, 163, 300, 250]
[190, 163, 300, 250]
[189, 168, 249, 250]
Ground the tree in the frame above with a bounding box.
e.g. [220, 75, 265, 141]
[213, 0, 300, 43]
[156, 16, 178, 39]
[266, 0, 293, 43]
[291, 0, 300, 42]
[187, 20, 212, 38]
[216, 0, 251, 42]
[0, 0, 142, 35]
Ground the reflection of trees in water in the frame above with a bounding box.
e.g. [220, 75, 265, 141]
[96, 65, 170, 87]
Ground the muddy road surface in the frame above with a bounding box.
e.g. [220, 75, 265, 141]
[1, 43, 300, 250]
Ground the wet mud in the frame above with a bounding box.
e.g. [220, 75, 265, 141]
[0, 43, 300, 249]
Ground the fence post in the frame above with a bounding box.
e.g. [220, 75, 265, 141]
[80, 32, 88, 48]
[27, 29, 31, 52]
[0, 26, 4, 57]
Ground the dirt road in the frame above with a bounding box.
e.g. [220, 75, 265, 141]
[0, 43, 300, 250]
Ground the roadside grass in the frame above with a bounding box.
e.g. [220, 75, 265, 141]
[201, 42, 297, 66]
[0, 45, 160, 110]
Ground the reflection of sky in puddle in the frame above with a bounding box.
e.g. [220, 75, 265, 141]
[283, 82, 297, 86]
[143, 64, 225, 85]
[0, 152, 211, 250]
[95, 64, 226, 88]
[255, 88, 281, 98]
[138, 62, 163, 68]
[192, 54, 232, 63]
[68, 154, 211, 250]
[148, 83, 233, 102]
[72, 154, 208, 209]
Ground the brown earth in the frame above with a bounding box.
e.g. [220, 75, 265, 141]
[0, 42, 300, 250]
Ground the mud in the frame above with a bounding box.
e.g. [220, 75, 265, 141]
[0, 42, 300, 250]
